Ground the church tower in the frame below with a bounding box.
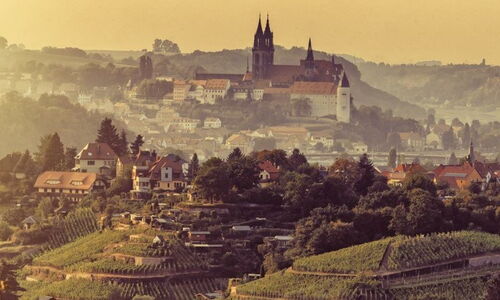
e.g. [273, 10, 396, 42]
[252, 15, 274, 80]
[304, 38, 316, 81]
[336, 71, 351, 123]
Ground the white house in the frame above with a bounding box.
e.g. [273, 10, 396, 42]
[290, 81, 336, 117]
[204, 79, 230, 104]
[203, 118, 222, 129]
[74, 143, 117, 176]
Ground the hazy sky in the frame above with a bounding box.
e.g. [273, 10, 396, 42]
[2, 0, 500, 64]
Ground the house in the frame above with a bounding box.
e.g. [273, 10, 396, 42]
[433, 162, 484, 190]
[204, 79, 230, 104]
[21, 216, 38, 230]
[264, 235, 294, 250]
[426, 124, 451, 150]
[173, 80, 191, 102]
[74, 143, 117, 176]
[384, 163, 427, 186]
[34, 171, 105, 201]
[132, 154, 190, 195]
[116, 155, 133, 178]
[398, 132, 425, 151]
[231, 225, 252, 232]
[203, 118, 222, 129]
[258, 160, 280, 186]
[351, 142, 368, 154]
[310, 132, 334, 148]
[169, 118, 200, 132]
[188, 231, 211, 243]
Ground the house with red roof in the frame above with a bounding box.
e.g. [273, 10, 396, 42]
[258, 160, 280, 187]
[34, 171, 105, 201]
[432, 162, 483, 190]
[384, 163, 428, 186]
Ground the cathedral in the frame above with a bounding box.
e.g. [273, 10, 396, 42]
[196, 15, 352, 123]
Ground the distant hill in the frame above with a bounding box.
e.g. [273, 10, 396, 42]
[165, 46, 426, 119]
[357, 62, 500, 111]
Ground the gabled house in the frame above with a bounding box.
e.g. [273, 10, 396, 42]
[258, 160, 280, 187]
[384, 163, 427, 186]
[432, 162, 483, 190]
[34, 171, 105, 201]
[74, 143, 117, 176]
[398, 132, 425, 151]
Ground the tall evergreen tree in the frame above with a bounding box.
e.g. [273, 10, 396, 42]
[42, 133, 65, 171]
[96, 117, 121, 154]
[189, 153, 200, 179]
[441, 127, 455, 150]
[388, 148, 397, 168]
[227, 148, 243, 161]
[354, 153, 375, 196]
[462, 123, 471, 149]
[12, 150, 36, 176]
[130, 134, 145, 155]
[117, 129, 128, 156]
[288, 148, 308, 170]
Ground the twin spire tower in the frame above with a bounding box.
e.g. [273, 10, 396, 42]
[251, 15, 317, 81]
[252, 14, 275, 80]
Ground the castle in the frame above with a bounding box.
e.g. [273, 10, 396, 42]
[195, 15, 352, 123]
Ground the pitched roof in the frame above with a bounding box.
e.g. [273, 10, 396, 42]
[258, 160, 279, 174]
[75, 143, 117, 161]
[398, 132, 424, 141]
[290, 81, 336, 95]
[34, 171, 97, 190]
[195, 73, 244, 82]
[394, 163, 426, 174]
[205, 79, 230, 90]
[147, 154, 187, 181]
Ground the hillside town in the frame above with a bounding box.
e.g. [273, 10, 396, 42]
[0, 10, 500, 300]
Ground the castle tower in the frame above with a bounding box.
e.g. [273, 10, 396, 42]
[336, 71, 351, 123]
[304, 38, 316, 81]
[252, 15, 274, 80]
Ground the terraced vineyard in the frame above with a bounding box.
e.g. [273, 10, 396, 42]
[390, 276, 489, 299]
[293, 238, 393, 274]
[236, 270, 380, 299]
[387, 231, 500, 270]
[47, 208, 99, 248]
[119, 278, 222, 299]
[19, 278, 122, 300]
[33, 230, 129, 268]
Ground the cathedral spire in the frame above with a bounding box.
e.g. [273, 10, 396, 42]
[306, 38, 314, 61]
[256, 14, 263, 36]
[264, 14, 272, 35]
[468, 140, 476, 164]
[340, 71, 350, 88]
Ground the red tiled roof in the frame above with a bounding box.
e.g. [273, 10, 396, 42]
[147, 154, 187, 181]
[205, 79, 230, 90]
[34, 171, 96, 190]
[76, 143, 117, 161]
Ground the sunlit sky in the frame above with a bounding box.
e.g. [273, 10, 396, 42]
[2, 0, 500, 64]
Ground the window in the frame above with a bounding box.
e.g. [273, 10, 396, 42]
[71, 180, 83, 186]
[46, 179, 61, 185]
[88, 160, 95, 166]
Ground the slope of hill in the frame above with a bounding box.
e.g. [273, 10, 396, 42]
[166, 46, 426, 119]
[233, 231, 500, 300]
[357, 62, 500, 118]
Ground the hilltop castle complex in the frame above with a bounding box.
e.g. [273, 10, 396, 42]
[195, 15, 352, 123]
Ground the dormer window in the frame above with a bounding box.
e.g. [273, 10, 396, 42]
[71, 180, 83, 186]
[46, 179, 61, 185]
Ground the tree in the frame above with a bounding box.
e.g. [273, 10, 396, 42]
[188, 153, 199, 179]
[0, 37, 7, 49]
[484, 273, 500, 300]
[107, 177, 132, 197]
[41, 133, 65, 171]
[462, 123, 471, 149]
[117, 129, 128, 156]
[96, 118, 121, 155]
[405, 189, 443, 235]
[0, 223, 13, 241]
[1, 208, 25, 227]
[329, 158, 360, 188]
[354, 154, 375, 196]
[227, 156, 260, 192]
[448, 152, 458, 165]
[35, 198, 54, 220]
[227, 148, 243, 162]
[403, 173, 436, 195]
[388, 148, 397, 168]
[64, 147, 77, 170]
[386, 132, 401, 150]
[288, 149, 307, 171]
[442, 127, 455, 150]
[193, 158, 231, 202]
[130, 134, 144, 155]
[12, 150, 36, 177]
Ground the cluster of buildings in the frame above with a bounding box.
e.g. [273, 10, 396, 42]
[380, 144, 500, 190]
